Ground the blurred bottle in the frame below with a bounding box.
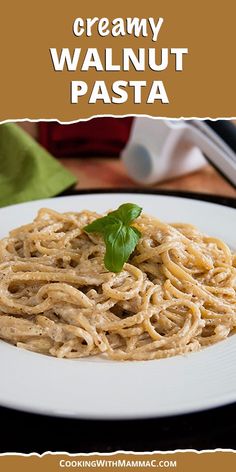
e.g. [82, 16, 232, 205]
[121, 118, 206, 185]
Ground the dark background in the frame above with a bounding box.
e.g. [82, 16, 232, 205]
[1, 402, 236, 453]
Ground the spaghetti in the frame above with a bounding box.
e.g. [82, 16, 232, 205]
[0, 207, 235, 360]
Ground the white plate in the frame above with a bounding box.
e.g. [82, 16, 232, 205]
[0, 193, 236, 419]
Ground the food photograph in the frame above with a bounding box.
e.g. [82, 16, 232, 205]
[0, 117, 236, 453]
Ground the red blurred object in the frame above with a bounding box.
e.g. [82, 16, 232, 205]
[39, 118, 134, 158]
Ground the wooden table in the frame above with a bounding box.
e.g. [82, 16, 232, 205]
[19, 121, 236, 197]
[59, 158, 236, 197]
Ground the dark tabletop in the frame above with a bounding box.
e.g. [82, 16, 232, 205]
[1, 402, 236, 453]
[1, 190, 236, 454]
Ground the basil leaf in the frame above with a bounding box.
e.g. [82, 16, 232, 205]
[104, 225, 140, 273]
[83, 203, 142, 272]
[108, 203, 142, 225]
[130, 226, 142, 238]
[84, 215, 119, 234]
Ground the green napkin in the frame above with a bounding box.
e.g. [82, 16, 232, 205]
[0, 123, 77, 207]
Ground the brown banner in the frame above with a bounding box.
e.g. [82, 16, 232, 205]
[0, 451, 236, 472]
[0, 0, 235, 121]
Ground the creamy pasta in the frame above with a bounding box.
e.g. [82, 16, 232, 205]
[0, 207, 235, 360]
